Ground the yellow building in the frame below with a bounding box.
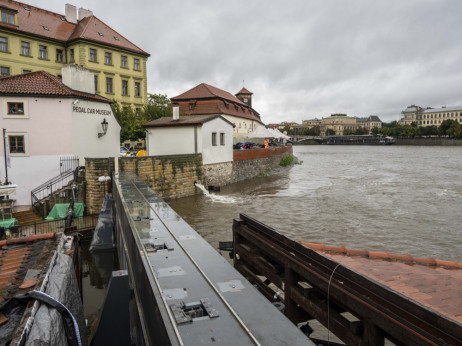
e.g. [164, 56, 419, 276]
[0, 1, 149, 110]
[301, 114, 382, 136]
[400, 105, 462, 127]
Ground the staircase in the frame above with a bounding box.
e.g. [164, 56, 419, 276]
[13, 209, 42, 225]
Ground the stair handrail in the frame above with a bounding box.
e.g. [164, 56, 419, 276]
[31, 170, 76, 212]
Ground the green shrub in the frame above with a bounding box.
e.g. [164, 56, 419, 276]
[279, 155, 294, 167]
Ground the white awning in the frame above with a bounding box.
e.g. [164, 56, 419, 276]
[245, 125, 276, 138]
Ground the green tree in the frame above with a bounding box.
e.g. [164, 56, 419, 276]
[326, 128, 336, 136]
[143, 93, 172, 121]
[113, 93, 173, 142]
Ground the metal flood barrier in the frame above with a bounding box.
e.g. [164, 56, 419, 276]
[112, 172, 311, 346]
[232, 214, 462, 346]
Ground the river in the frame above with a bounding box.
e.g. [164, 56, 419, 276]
[169, 145, 462, 263]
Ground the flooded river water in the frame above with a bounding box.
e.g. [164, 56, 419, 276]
[169, 145, 462, 262]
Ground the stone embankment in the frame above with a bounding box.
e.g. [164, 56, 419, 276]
[394, 137, 462, 146]
[204, 145, 293, 187]
[86, 146, 292, 213]
[86, 155, 203, 214]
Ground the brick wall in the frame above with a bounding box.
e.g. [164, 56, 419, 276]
[85, 158, 115, 215]
[85, 154, 204, 215]
[118, 154, 203, 199]
[233, 145, 293, 161]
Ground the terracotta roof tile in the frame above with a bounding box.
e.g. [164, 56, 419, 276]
[172, 83, 246, 105]
[0, 70, 112, 103]
[300, 241, 462, 325]
[0, 0, 149, 56]
[171, 83, 262, 123]
[0, 233, 56, 306]
[235, 87, 253, 95]
[143, 114, 235, 128]
[67, 16, 149, 56]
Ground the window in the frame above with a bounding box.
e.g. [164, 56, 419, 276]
[106, 77, 113, 93]
[0, 66, 9, 76]
[22, 69, 31, 74]
[105, 52, 112, 65]
[121, 55, 127, 68]
[134, 58, 140, 70]
[1, 11, 14, 25]
[39, 45, 47, 59]
[89, 48, 97, 62]
[69, 48, 74, 62]
[9, 136, 24, 153]
[56, 49, 63, 62]
[7, 102, 24, 114]
[0, 36, 7, 52]
[134, 82, 140, 97]
[122, 80, 128, 96]
[94, 75, 98, 91]
[212, 132, 217, 146]
[220, 133, 225, 145]
[21, 41, 30, 56]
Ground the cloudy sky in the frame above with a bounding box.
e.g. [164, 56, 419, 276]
[26, 0, 462, 123]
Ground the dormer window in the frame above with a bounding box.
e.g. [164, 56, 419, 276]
[98, 32, 104, 37]
[43, 26, 49, 31]
[1, 10, 15, 25]
[189, 100, 197, 110]
[114, 36, 120, 41]
[23, 6, 30, 11]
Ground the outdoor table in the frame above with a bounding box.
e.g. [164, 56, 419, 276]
[45, 203, 85, 220]
[0, 218, 18, 229]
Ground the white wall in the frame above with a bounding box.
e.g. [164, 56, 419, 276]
[62, 65, 95, 94]
[202, 118, 233, 165]
[147, 126, 199, 156]
[0, 155, 62, 206]
[71, 100, 120, 164]
[0, 96, 74, 206]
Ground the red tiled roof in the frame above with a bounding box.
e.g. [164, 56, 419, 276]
[0, 0, 149, 56]
[173, 100, 262, 123]
[300, 242, 462, 325]
[171, 83, 262, 123]
[0, 233, 57, 306]
[67, 15, 149, 56]
[235, 87, 253, 95]
[0, 71, 112, 103]
[143, 114, 235, 128]
[171, 83, 248, 105]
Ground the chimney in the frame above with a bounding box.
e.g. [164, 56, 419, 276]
[65, 4, 77, 24]
[78, 7, 93, 20]
[172, 105, 179, 121]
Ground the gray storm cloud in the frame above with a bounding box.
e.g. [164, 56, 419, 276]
[27, 0, 462, 123]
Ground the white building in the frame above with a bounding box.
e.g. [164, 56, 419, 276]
[0, 66, 120, 206]
[143, 114, 234, 165]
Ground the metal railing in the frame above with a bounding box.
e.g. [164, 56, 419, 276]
[233, 214, 462, 345]
[2, 214, 98, 239]
[31, 156, 80, 211]
[60, 156, 79, 175]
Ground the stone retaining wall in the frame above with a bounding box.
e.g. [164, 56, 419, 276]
[204, 146, 293, 187]
[394, 138, 462, 146]
[86, 154, 203, 214]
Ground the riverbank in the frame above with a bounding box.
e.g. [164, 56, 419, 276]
[394, 137, 462, 145]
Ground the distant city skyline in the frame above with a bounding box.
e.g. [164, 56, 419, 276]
[23, 0, 462, 124]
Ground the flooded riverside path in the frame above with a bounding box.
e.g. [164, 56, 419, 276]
[169, 145, 462, 263]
